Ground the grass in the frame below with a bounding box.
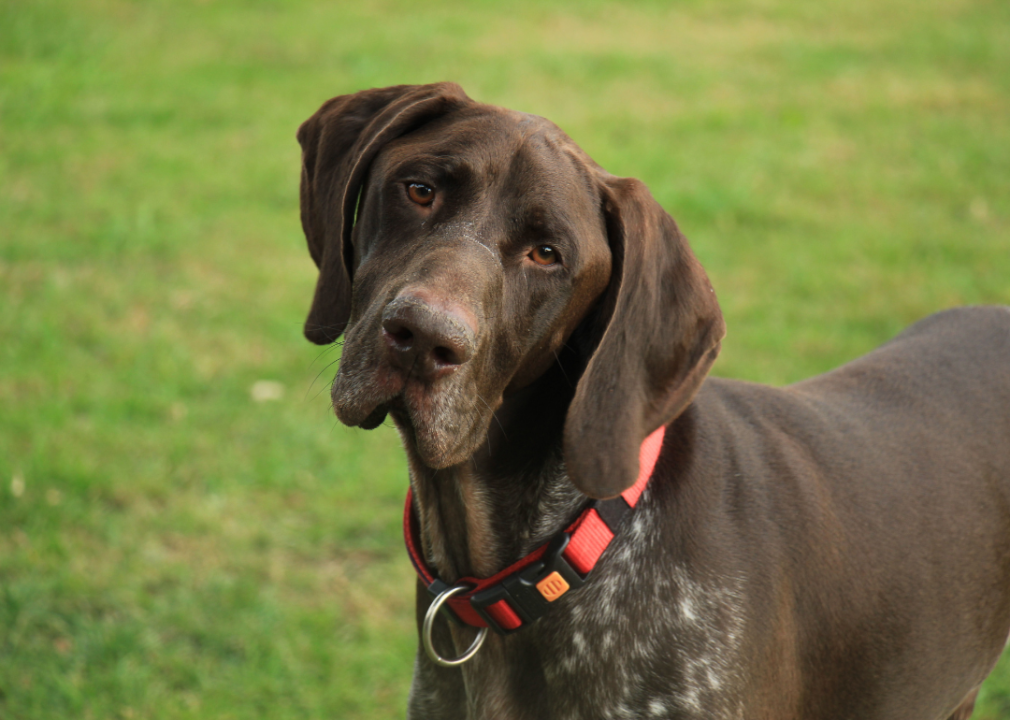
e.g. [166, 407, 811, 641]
[1, 0, 1008, 717]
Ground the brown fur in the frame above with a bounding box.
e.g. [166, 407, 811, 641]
[297, 83, 1010, 719]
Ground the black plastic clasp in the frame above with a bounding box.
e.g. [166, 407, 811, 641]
[469, 533, 587, 635]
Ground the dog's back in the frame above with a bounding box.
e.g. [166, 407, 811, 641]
[689, 306, 1010, 718]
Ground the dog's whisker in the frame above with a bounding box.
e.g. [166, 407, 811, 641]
[305, 357, 342, 401]
[553, 350, 574, 389]
[474, 393, 507, 441]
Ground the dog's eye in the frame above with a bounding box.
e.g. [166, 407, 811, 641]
[529, 245, 558, 266]
[406, 182, 435, 206]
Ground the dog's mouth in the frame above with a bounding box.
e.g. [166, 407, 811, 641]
[330, 359, 404, 426]
[332, 366, 492, 469]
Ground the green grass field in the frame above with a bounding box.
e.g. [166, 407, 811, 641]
[1, 0, 1008, 717]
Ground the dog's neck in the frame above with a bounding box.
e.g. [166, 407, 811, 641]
[398, 364, 584, 582]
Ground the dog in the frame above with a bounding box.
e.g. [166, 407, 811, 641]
[296, 83, 1010, 719]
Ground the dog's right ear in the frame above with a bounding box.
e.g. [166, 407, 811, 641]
[297, 83, 471, 344]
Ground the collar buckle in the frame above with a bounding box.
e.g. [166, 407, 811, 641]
[469, 532, 587, 635]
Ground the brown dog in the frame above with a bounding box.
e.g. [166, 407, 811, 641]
[297, 83, 1010, 719]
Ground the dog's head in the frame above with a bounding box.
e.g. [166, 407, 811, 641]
[298, 83, 724, 498]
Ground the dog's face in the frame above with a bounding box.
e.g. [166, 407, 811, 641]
[333, 109, 613, 468]
[298, 83, 725, 497]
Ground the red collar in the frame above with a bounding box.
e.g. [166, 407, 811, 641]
[404, 426, 666, 635]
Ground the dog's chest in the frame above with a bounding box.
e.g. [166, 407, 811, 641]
[541, 517, 747, 719]
[413, 503, 750, 720]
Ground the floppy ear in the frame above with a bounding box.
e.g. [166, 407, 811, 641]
[563, 177, 725, 498]
[297, 83, 471, 344]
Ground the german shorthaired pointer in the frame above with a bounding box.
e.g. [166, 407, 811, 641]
[297, 83, 1010, 719]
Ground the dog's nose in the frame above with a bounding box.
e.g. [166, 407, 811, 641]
[381, 293, 477, 379]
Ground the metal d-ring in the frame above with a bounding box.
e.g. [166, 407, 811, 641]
[422, 584, 488, 667]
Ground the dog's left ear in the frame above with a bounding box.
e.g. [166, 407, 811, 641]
[563, 176, 725, 498]
[297, 83, 471, 344]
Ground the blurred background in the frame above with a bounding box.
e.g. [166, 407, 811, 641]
[1, 0, 1008, 717]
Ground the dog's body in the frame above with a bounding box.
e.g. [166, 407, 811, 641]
[296, 83, 1010, 719]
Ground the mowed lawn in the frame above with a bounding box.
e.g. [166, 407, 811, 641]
[1, 0, 1008, 717]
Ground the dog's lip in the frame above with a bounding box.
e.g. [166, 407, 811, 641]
[331, 375, 410, 430]
[333, 382, 398, 426]
[330, 355, 402, 423]
[359, 402, 390, 429]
